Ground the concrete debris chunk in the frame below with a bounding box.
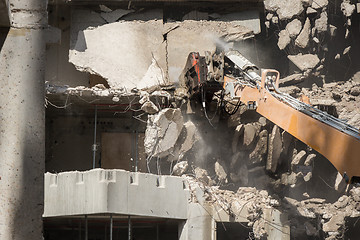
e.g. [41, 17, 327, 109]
[334, 195, 349, 209]
[304, 153, 316, 166]
[286, 19, 302, 38]
[295, 18, 311, 48]
[232, 124, 244, 153]
[322, 213, 345, 232]
[258, 117, 267, 127]
[341, 1, 355, 17]
[303, 172, 312, 182]
[277, 29, 291, 50]
[141, 100, 159, 114]
[266, 125, 283, 173]
[179, 121, 200, 157]
[291, 150, 307, 171]
[350, 86, 360, 96]
[329, 24, 337, 37]
[279, 73, 304, 86]
[288, 54, 320, 71]
[172, 161, 189, 176]
[350, 187, 360, 202]
[271, 16, 279, 24]
[281, 172, 302, 185]
[215, 160, 228, 183]
[282, 130, 293, 156]
[249, 129, 268, 165]
[100, 8, 134, 23]
[243, 123, 260, 148]
[144, 108, 183, 158]
[194, 167, 212, 185]
[311, 0, 328, 9]
[306, 7, 318, 14]
[343, 46, 351, 55]
[314, 11, 328, 33]
[265, 0, 304, 20]
[266, 13, 274, 20]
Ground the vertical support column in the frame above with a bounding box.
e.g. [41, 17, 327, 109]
[128, 215, 132, 240]
[0, 0, 47, 239]
[110, 214, 113, 240]
[85, 215, 88, 240]
[179, 203, 216, 240]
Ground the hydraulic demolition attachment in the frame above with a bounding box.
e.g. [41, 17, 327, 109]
[181, 50, 360, 184]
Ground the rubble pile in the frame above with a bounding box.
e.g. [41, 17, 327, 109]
[185, 174, 281, 239]
[280, 79, 360, 128]
[284, 186, 360, 239]
[264, 0, 356, 77]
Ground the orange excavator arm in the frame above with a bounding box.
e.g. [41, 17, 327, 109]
[182, 51, 360, 183]
[225, 70, 360, 183]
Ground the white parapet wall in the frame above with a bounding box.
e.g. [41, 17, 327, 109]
[44, 169, 190, 219]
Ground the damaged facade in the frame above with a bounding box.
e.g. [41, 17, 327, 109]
[1, 0, 360, 240]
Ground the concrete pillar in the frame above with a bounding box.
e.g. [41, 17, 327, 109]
[263, 208, 290, 240]
[179, 203, 216, 240]
[0, 0, 47, 239]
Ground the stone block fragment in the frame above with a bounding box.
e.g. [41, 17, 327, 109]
[295, 18, 311, 48]
[266, 125, 283, 173]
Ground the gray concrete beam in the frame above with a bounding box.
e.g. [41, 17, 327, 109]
[44, 169, 190, 219]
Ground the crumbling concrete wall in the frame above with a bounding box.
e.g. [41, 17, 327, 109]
[63, 8, 259, 91]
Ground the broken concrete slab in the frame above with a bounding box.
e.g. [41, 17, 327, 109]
[69, 20, 168, 90]
[304, 153, 316, 166]
[279, 73, 304, 86]
[194, 167, 213, 185]
[295, 18, 311, 48]
[141, 100, 159, 114]
[264, 0, 304, 20]
[311, 0, 328, 9]
[266, 125, 283, 173]
[286, 19, 302, 38]
[322, 213, 345, 232]
[314, 11, 328, 33]
[291, 150, 307, 171]
[341, 1, 355, 17]
[249, 129, 268, 165]
[144, 108, 184, 158]
[243, 123, 260, 148]
[173, 161, 189, 176]
[215, 160, 228, 183]
[179, 121, 200, 157]
[232, 124, 244, 153]
[306, 7, 318, 14]
[278, 29, 291, 50]
[288, 54, 320, 71]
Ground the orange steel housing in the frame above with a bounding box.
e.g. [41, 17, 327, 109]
[224, 70, 360, 182]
